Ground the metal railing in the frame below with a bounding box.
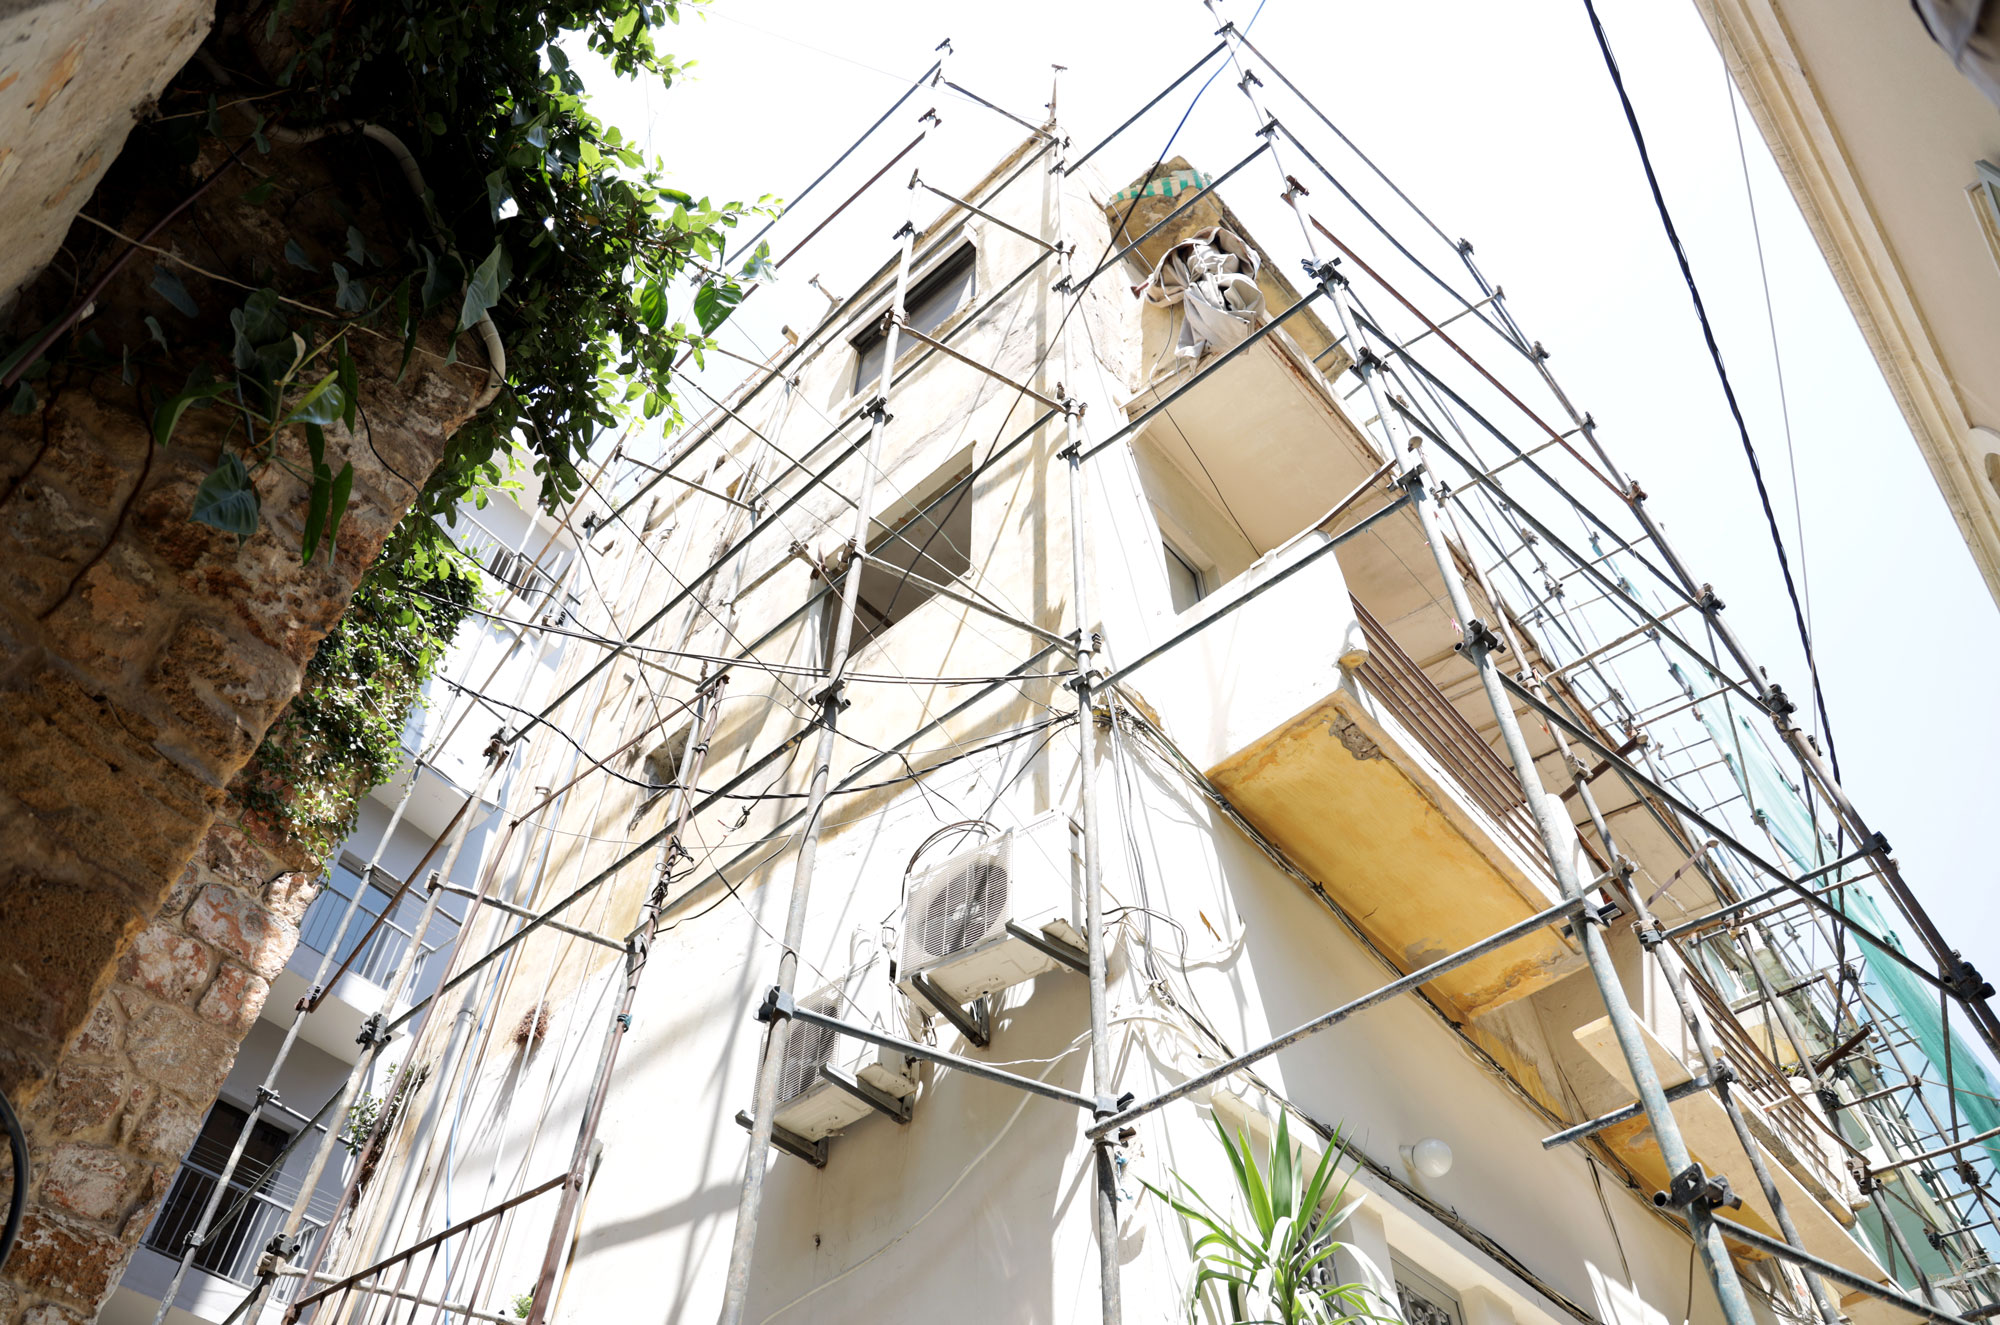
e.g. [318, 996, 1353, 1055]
[143, 1144, 329, 1301]
[1349, 597, 1555, 886]
[297, 865, 457, 995]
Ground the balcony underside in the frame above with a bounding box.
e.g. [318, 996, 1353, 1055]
[1572, 1017, 1881, 1280]
[1207, 675, 1582, 1019]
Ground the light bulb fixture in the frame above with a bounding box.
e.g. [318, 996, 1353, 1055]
[1400, 1137, 1453, 1179]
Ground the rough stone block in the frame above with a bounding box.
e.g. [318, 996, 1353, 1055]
[40, 1144, 136, 1221]
[184, 883, 285, 979]
[148, 616, 295, 773]
[0, 667, 221, 889]
[122, 1004, 233, 1101]
[128, 1091, 201, 1163]
[195, 963, 268, 1036]
[4, 1210, 127, 1305]
[66, 996, 121, 1062]
[45, 1064, 126, 1138]
[116, 923, 215, 1007]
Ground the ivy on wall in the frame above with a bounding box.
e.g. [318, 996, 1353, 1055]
[4, 0, 771, 560]
[235, 540, 480, 860]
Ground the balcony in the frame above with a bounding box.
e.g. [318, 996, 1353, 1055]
[141, 1134, 331, 1302]
[287, 859, 459, 1017]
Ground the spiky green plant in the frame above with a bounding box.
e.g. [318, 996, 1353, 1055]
[1145, 1112, 1382, 1325]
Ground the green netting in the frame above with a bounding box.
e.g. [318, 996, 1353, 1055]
[1696, 698, 2000, 1176]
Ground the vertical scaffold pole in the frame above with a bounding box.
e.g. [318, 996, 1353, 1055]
[715, 52, 948, 1325]
[282, 737, 512, 1325]
[1047, 66, 1124, 1325]
[526, 676, 725, 1325]
[1400, 467, 1758, 1325]
[1435, 501, 1842, 1325]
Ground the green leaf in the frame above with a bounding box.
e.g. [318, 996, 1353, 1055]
[486, 168, 514, 221]
[337, 337, 359, 432]
[458, 242, 510, 332]
[287, 372, 345, 426]
[8, 383, 36, 415]
[284, 239, 318, 272]
[152, 369, 230, 447]
[636, 279, 666, 332]
[692, 279, 741, 335]
[144, 316, 169, 351]
[332, 262, 368, 314]
[738, 239, 777, 285]
[152, 264, 199, 318]
[301, 427, 331, 564]
[324, 462, 354, 557]
[424, 111, 448, 136]
[393, 276, 417, 384]
[191, 451, 261, 541]
[346, 226, 368, 265]
[240, 179, 276, 206]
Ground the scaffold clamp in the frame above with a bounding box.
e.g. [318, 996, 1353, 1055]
[1456, 618, 1507, 657]
[1656, 1162, 1742, 1212]
[1947, 950, 1995, 1003]
[355, 1013, 389, 1049]
[756, 986, 796, 1024]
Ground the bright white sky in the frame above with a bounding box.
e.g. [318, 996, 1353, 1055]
[576, 0, 2000, 988]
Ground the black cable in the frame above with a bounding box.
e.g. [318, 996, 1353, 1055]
[1, 1082, 28, 1272]
[1580, 0, 1840, 779]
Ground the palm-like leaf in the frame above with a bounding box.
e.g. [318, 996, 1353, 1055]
[1143, 1113, 1390, 1325]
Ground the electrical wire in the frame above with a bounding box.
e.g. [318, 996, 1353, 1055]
[0, 1083, 25, 1273]
[1579, 0, 1838, 777]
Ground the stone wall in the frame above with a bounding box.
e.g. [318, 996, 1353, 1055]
[0, 822, 314, 1325]
[0, 0, 216, 311]
[0, 26, 485, 1322]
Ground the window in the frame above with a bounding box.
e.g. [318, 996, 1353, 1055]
[824, 466, 973, 659]
[1163, 540, 1207, 613]
[1393, 1256, 1466, 1325]
[146, 1100, 295, 1283]
[852, 245, 977, 395]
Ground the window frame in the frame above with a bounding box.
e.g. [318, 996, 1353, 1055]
[850, 242, 979, 398]
[820, 459, 976, 662]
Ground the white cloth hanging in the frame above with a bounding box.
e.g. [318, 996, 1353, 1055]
[1135, 225, 1268, 359]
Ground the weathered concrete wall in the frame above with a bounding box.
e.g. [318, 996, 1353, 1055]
[0, 0, 215, 311]
[0, 822, 314, 1325]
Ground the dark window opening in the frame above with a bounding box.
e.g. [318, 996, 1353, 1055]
[852, 245, 977, 395]
[145, 1100, 295, 1283]
[824, 468, 973, 660]
[1164, 541, 1207, 613]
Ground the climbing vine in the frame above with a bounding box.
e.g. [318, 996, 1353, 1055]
[235, 539, 480, 860]
[1, 0, 772, 558]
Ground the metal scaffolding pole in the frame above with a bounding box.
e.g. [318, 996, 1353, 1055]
[1398, 465, 1758, 1325]
[524, 678, 725, 1325]
[715, 62, 945, 1325]
[1047, 68, 1123, 1325]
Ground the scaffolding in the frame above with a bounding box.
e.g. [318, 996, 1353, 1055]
[160, 13, 2000, 1325]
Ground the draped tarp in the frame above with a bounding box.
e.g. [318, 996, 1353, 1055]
[1137, 225, 1268, 359]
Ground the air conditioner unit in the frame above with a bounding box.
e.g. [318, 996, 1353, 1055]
[771, 951, 919, 1142]
[897, 812, 1087, 1018]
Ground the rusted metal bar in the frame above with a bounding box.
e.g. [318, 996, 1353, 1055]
[285, 1172, 567, 1319]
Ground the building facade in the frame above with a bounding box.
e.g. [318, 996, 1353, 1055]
[1693, 0, 2000, 607]
[259, 85, 2000, 1325]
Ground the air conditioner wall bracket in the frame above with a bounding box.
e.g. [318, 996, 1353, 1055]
[908, 972, 992, 1047]
[1004, 921, 1089, 974]
[821, 1066, 913, 1124]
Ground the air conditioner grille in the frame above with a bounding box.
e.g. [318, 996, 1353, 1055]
[775, 992, 840, 1102]
[903, 839, 1012, 972]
